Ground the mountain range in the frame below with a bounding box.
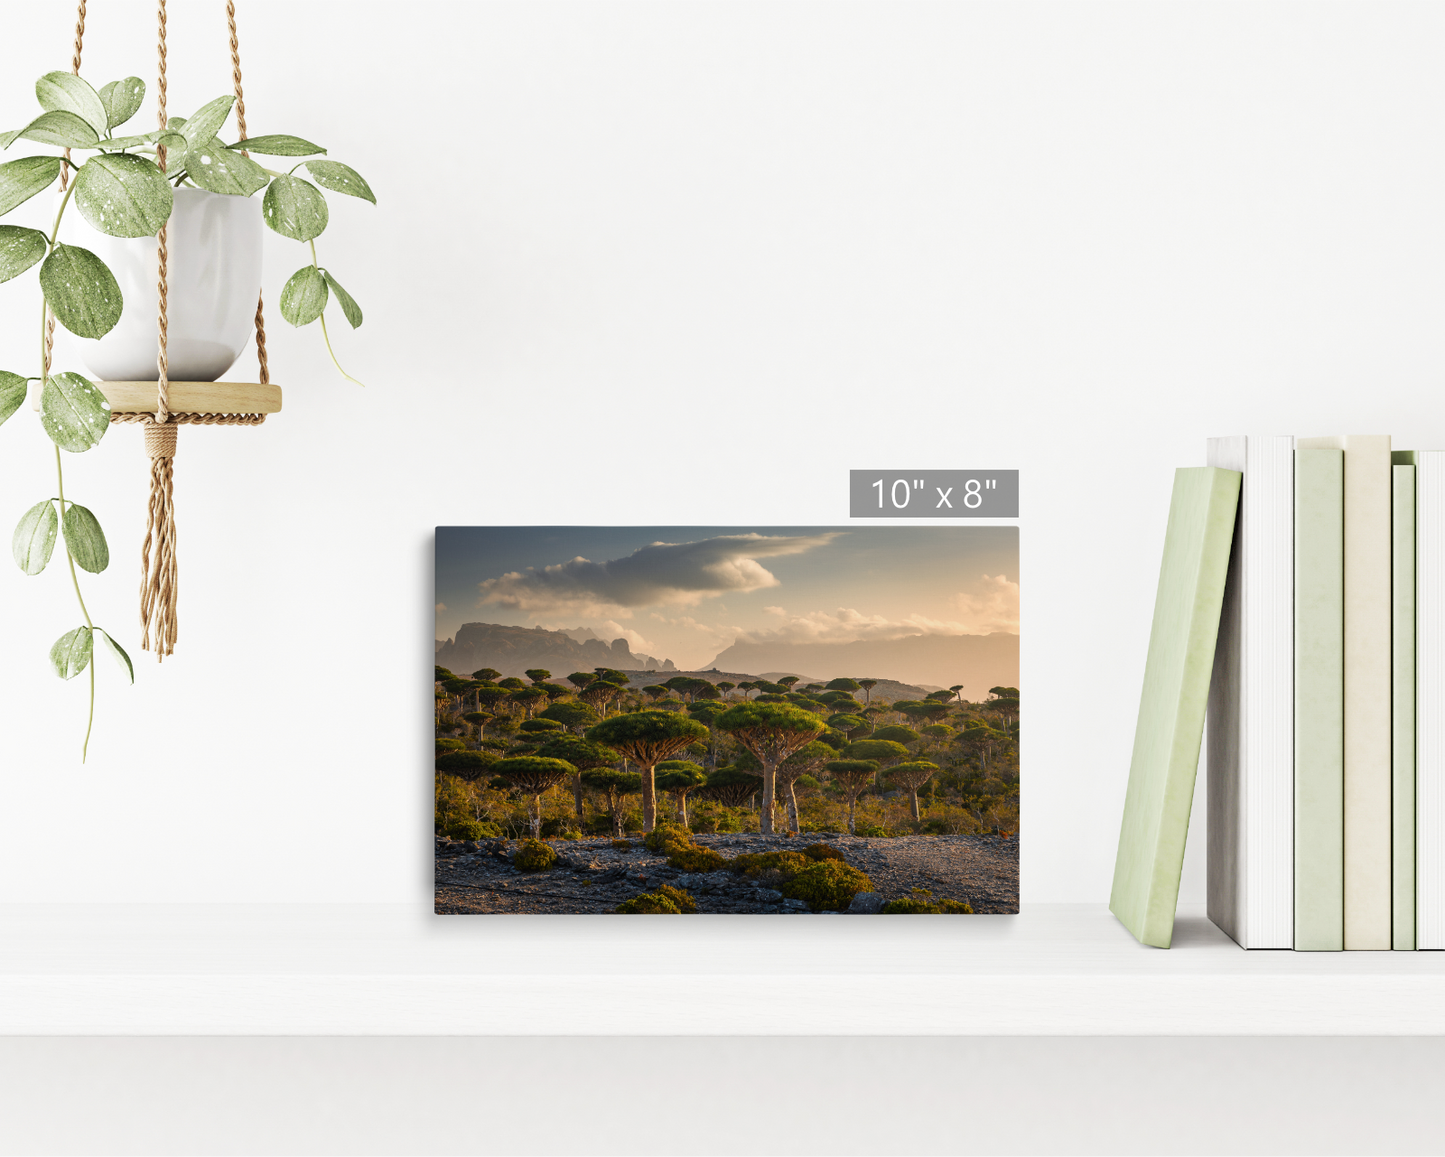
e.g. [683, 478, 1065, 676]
[435, 622, 1017, 703]
[706, 632, 1018, 701]
[435, 622, 675, 679]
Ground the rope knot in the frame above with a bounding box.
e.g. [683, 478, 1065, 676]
[144, 421, 177, 459]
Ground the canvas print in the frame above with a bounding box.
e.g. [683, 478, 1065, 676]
[434, 526, 1019, 914]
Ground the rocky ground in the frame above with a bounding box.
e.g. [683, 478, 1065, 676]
[434, 831, 1018, 915]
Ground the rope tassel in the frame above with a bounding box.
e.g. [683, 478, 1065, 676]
[139, 421, 178, 659]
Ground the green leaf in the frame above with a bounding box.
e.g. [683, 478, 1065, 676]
[280, 265, 328, 326]
[50, 626, 92, 680]
[6, 110, 99, 150]
[98, 77, 146, 131]
[40, 371, 111, 452]
[36, 72, 108, 137]
[12, 499, 57, 575]
[179, 137, 269, 197]
[40, 244, 122, 339]
[0, 156, 60, 215]
[177, 95, 234, 151]
[0, 225, 47, 282]
[227, 134, 325, 156]
[74, 153, 173, 238]
[0, 370, 26, 426]
[61, 502, 108, 573]
[321, 269, 362, 328]
[97, 629, 134, 684]
[102, 129, 186, 152]
[303, 160, 375, 205]
[263, 176, 328, 241]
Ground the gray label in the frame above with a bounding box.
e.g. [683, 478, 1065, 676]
[849, 470, 1019, 518]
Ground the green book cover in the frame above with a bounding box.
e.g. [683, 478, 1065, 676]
[1393, 454, 1417, 950]
[1111, 466, 1241, 948]
[1295, 448, 1344, 951]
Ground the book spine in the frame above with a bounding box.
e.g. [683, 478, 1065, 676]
[1205, 437, 1294, 949]
[1343, 437, 1392, 950]
[1419, 452, 1445, 948]
[1393, 463, 1416, 949]
[1295, 448, 1344, 950]
[1245, 437, 1294, 948]
[1111, 467, 1242, 948]
[1206, 438, 1247, 946]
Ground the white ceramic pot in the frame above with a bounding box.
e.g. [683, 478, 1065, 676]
[61, 187, 262, 382]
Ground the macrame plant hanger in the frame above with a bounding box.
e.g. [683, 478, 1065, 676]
[45, 0, 281, 662]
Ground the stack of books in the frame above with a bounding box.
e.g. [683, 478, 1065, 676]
[1206, 435, 1443, 952]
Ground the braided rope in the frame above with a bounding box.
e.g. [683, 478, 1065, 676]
[254, 294, 271, 383]
[226, 1, 271, 385]
[138, 422, 178, 657]
[59, 0, 85, 193]
[154, 0, 169, 425]
[111, 411, 267, 426]
[227, 1, 248, 142]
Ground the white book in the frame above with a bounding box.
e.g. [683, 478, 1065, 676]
[1298, 435, 1392, 950]
[1417, 451, 1445, 949]
[1206, 435, 1294, 949]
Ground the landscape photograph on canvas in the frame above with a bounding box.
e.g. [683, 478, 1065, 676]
[434, 526, 1019, 914]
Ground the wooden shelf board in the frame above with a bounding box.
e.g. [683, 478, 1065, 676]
[1, 903, 1442, 1035]
[97, 380, 282, 414]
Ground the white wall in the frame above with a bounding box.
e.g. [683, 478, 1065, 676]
[1, 0, 1441, 906]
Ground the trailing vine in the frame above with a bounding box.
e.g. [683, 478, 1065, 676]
[0, 71, 374, 758]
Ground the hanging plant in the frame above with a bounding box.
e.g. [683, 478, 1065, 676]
[0, 7, 375, 759]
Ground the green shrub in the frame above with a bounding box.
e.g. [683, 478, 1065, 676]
[514, 839, 558, 871]
[644, 824, 695, 857]
[440, 818, 502, 841]
[562, 831, 580, 841]
[668, 844, 728, 873]
[780, 860, 874, 911]
[643, 824, 681, 853]
[614, 891, 681, 914]
[855, 824, 893, 838]
[540, 817, 580, 839]
[729, 851, 812, 882]
[612, 839, 634, 852]
[651, 884, 697, 913]
[879, 897, 975, 914]
[435, 737, 466, 755]
[802, 843, 845, 862]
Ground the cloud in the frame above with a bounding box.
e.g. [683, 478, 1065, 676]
[595, 620, 657, 655]
[953, 574, 1019, 634]
[729, 576, 1018, 645]
[477, 533, 840, 616]
[435, 602, 447, 612]
[763, 606, 786, 616]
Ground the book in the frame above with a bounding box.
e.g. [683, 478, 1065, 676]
[1298, 435, 1392, 950]
[1111, 467, 1241, 948]
[1294, 448, 1344, 951]
[1392, 454, 1416, 950]
[1417, 451, 1445, 948]
[1205, 436, 1294, 949]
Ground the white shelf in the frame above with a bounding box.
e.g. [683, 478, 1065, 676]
[2, 902, 1443, 1035]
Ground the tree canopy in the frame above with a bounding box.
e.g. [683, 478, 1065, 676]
[870, 725, 919, 745]
[539, 700, 600, 731]
[587, 712, 710, 766]
[842, 738, 910, 765]
[435, 749, 500, 782]
[538, 734, 622, 771]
